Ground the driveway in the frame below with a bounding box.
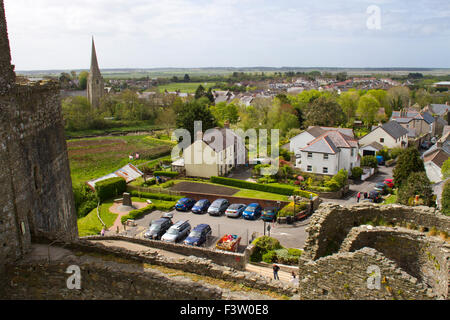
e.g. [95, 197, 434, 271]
[323, 165, 394, 205]
[123, 209, 310, 251]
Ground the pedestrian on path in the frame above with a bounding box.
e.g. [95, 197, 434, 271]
[101, 227, 105, 236]
[364, 192, 368, 200]
[116, 226, 119, 234]
[290, 272, 299, 285]
[357, 192, 361, 203]
[273, 264, 280, 280]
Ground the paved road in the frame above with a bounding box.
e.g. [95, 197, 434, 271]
[323, 165, 394, 205]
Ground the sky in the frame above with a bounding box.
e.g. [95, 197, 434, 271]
[4, 0, 450, 70]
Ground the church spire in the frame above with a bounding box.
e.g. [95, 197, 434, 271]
[90, 37, 101, 76]
[87, 36, 104, 109]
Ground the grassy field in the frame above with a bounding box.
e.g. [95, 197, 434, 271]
[157, 82, 219, 93]
[68, 135, 176, 185]
[77, 200, 118, 237]
[65, 122, 163, 139]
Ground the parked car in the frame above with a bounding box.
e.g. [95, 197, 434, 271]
[175, 198, 196, 212]
[161, 220, 191, 243]
[191, 199, 211, 214]
[376, 155, 385, 166]
[261, 207, 279, 222]
[184, 224, 212, 246]
[369, 190, 382, 203]
[225, 203, 246, 218]
[374, 182, 388, 195]
[208, 199, 230, 216]
[242, 203, 262, 220]
[144, 218, 173, 240]
[384, 179, 394, 189]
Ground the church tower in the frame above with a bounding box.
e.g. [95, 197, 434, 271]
[0, 0, 15, 94]
[87, 37, 104, 109]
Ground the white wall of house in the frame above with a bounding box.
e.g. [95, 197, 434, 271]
[338, 147, 360, 172]
[425, 161, 443, 183]
[359, 127, 407, 149]
[299, 151, 339, 176]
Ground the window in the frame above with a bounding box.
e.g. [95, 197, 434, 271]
[323, 154, 329, 160]
[308, 153, 313, 159]
[307, 166, 312, 172]
[323, 167, 328, 174]
[351, 148, 355, 157]
[380, 138, 384, 143]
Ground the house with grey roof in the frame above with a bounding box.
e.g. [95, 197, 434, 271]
[359, 121, 409, 150]
[297, 130, 360, 176]
[390, 108, 437, 137]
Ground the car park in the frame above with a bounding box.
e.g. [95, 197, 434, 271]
[261, 207, 279, 222]
[225, 203, 246, 218]
[369, 190, 382, 203]
[144, 218, 173, 240]
[175, 198, 196, 212]
[161, 220, 191, 243]
[208, 199, 230, 216]
[191, 199, 211, 214]
[242, 203, 262, 220]
[184, 224, 212, 246]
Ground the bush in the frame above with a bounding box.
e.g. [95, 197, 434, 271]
[153, 171, 179, 178]
[121, 205, 155, 224]
[393, 147, 425, 187]
[250, 236, 283, 262]
[142, 178, 156, 187]
[397, 172, 433, 207]
[262, 250, 278, 263]
[211, 176, 317, 198]
[351, 167, 363, 180]
[324, 179, 340, 191]
[274, 249, 301, 265]
[442, 180, 450, 216]
[129, 190, 181, 201]
[361, 155, 378, 168]
[389, 147, 403, 160]
[94, 177, 127, 202]
[73, 183, 99, 219]
[376, 148, 391, 161]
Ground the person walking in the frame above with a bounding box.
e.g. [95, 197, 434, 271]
[290, 272, 299, 286]
[273, 264, 280, 280]
[101, 227, 105, 237]
[357, 192, 361, 203]
[364, 192, 368, 200]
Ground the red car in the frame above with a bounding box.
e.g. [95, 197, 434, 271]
[384, 179, 394, 188]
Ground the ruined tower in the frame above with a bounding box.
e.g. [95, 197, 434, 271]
[0, 0, 78, 271]
[87, 37, 104, 109]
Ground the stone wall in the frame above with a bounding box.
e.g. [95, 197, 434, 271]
[298, 247, 434, 300]
[303, 203, 450, 260]
[339, 226, 450, 299]
[0, 0, 15, 93]
[82, 235, 248, 270]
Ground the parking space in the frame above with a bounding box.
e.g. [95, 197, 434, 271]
[125, 208, 309, 252]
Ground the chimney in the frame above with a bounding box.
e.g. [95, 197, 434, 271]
[224, 120, 230, 129]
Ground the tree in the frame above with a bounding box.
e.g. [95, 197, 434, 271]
[393, 147, 425, 187]
[442, 180, 450, 216]
[78, 71, 89, 90]
[387, 86, 410, 111]
[184, 74, 191, 82]
[156, 107, 176, 137]
[286, 128, 303, 139]
[303, 96, 345, 127]
[194, 85, 206, 100]
[357, 94, 380, 127]
[176, 100, 217, 139]
[338, 90, 359, 123]
[210, 102, 239, 125]
[442, 158, 450, 179]
[397, 172, 433, 207]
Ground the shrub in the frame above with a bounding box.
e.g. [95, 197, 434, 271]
[274, 249, 301, 265]
[361, 155, 378, 168]
[153, 171, 179, 178]
[121, 205, 155, 224]
[397, 172, 433, 207]
[442, 180, 450, 216]
[262, 250, 278, 263]
[287, 248, 303, 257]
[324, 179, 340, 191]
[142, 178, 156, 187]
[393, 147, 425, 187]
[129, 190, 181, 201]
[73, 183, 99, 219]
[389, 147, 403, 160]
[95, 177, 127, 202]
[376, 148, 391, 161]
[351, 167, 363, 180]
[250, 236, 283, 262]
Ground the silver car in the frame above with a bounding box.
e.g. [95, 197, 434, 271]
[225, 203, 246, 218]
[208, 199, 230, 216]
[161, 220, 191, 243]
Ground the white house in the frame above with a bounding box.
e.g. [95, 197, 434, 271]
[424, 150, 448, 183]
[297, 130, 360, 176]
[359, 121, 408, 150]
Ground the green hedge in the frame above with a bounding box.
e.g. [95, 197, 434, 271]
[129, 190, 181, 201]
[210, 176, 317, 198]
[120, 201, 177, 224]
[95, 177, 127, 202]
[153, 171, 179, 178]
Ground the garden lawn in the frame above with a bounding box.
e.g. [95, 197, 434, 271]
[383, 190, 398, 205]
[77, 200, 118, 237]
[68, 135, 175, 185]
[233, 189, 290, 201]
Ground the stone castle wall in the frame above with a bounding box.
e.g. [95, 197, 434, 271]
[303, 203, 450, 260]
[339, 226, 450, 299]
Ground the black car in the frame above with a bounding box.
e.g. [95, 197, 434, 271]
[183, 224, 212, 246]
[369, 190, 382, 203]
[144, 218, 173, 240]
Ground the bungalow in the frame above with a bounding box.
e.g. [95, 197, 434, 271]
[297, 130, 359, 176]
[359, 121, 408, 149]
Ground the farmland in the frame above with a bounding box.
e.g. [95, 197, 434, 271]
[67, 135, 176, 185]
[157, 82, 220, 93]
